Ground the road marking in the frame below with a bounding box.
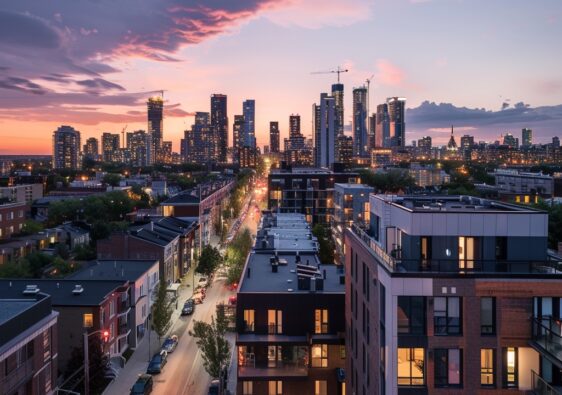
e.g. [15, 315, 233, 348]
[182, 348, 202, 395]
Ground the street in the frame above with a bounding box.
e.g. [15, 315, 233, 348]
[104, 183, 264, 395]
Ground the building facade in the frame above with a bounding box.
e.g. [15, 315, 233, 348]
[211, 94, 228, 163]
[353, 86, 369, 158]
[147, 96, 163, 163]
[269, 122, 280, 153]
[314, 93, 336, 168]
[52, 125, 81, 170]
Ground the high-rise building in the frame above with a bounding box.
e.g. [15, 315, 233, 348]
[460, 135, 474, 151]
[447, 125, 458, 151]
[417, 136, 432, 158]
[503, 132, 519, 148]
[332, 83, 344, 138]
[147, 96, 163, 163]
[182, 112, 212, 165]
[553, 136, 561, 148]
[242, 100, 256, 148]
[314, 93, 336, 168]
[211, 94, 228, 162]
[127, 130, 150, 166]
[369, 113, 376, 151]
[101, 132, 120, 162]
[375, 103, 390, 147]
[387, 97, 406, 147]
[522, 128, 533, 147]
[232, 115, 244, 164]
[284, 114, 312, 166]
[269, 121, 280, 153]
[53, 125, 81, 170]
[83, 137, 99, 161]
[353, 86, 369, 157]
[337, 135, 354, 165]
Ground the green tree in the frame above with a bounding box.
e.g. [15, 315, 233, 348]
[25, 252, 54, 278]
[65, 335, 108, 393]
[20, 219, 44, 235]
[0, 261, 31, 278]
[196, 245, 222, 277]
[312, 224, 335, 264]
[189, 308, 231, 379]
[73, 244, 97, 260]
[152, 282, 173, 341]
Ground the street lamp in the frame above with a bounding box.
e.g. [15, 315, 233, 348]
[83, 329, 109, 395]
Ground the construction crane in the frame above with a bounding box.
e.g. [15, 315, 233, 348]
[121, 125, 128, 148]
[160, 90, 166, 99]
[311, 66, 349, 83]
[365, 74, 374, 117]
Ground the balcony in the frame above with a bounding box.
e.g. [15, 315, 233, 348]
[531, 370, 561, 395]
[0, 359, 34, 395]
[238, 361, 308, 378]
[532, 317, 562, 365]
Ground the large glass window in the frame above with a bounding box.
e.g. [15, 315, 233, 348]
[480, 349, 495, 386]
[315, 380, 327, 395]
[480, 298, 495, 335]
[434, 349, 462, 387]
[83, 313, 93, 328]
[242, 381, 253, 395]
[268, 310, 282, 334]
[243, 310, 255, 332]
[397, 296, 425, 334]
[268, 381, 282, 395]
[314, 309, 329, 334]
[504, 347, 518, 388]
[458, 236, 477, 269]
[434, 297, 461, 335]
[397, 348, 425, 386]
[312, 344, 328, 368]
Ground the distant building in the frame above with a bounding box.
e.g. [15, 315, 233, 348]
[0, 184, 43, 204]
[242, 100, 256, 148]
[314, 93, 336, 168]
[0, 288, 58, 395]
[371, 148, 393, 168]
[211, 94, 228, 163]
[387, 97, 406, 147]
[127, 130, 150, 166]
[52, 125, 81, 170]
[232, 115, 245, 164]
[284, 114, 312, 166]
[409, 162, 451, 187]
[494, 169, 554, 202]
[147, 96, 163, 163]
[353, 86, 369, 157]
[553, 136, 560, 148]
[83, 137, 99, 161]
[337, 135, 354, 165]
[269, 121, 280, 153]
[522, 128, 533, 147]
[375, 103, 389, 148]
[503, 132, 519, 148]
[182, 112, 212, 165]
[417, 136, 432, 158]
[101, 132, 121, 162]
[447, 125, 458, 151]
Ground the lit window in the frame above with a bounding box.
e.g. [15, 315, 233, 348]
[314, 309, 329, 334]
[397, 348, 424, 386]
[268, 380, 282, 395]
[243, 309, 255, 332]
[505, 347, 518, 388]
[242, 381, 253, 395]
[268, 310, 282, 334]
[83, 313, 94, 328]
[480, 349, 494, 386]
[315, 380, 327, 395]
[312, 344, 328, 368]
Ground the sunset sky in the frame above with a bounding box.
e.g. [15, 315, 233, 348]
[1, 0, 562, 154]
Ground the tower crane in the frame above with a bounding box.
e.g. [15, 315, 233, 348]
[121, 125, 128, 148]
[311, 66, 349, 83]
[365, 74, 374, 116]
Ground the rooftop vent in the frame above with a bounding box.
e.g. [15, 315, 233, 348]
[73, 284, 84, 295]
[23, 285, 40, 295]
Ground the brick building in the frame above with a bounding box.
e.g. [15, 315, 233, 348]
[0, 201, 27, 239]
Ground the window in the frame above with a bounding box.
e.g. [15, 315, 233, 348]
[362, 262, 370, 301]
[398, 297, 425, 334]
[480, 297, 495, 335]
[243, 309, 255, 332]
[83, 313, 94, 328]
[109, 299, 115, 317]
[458, 236, 478, 269]
[268, 380, 282, 395]
[504, 347, 518, 388]
[314, 309, 329, 334]
[43, 330, 51, 362]
[268, 310, 282, 334]
[434, 349, 462, 387]
[397, 348, 425, 386]
[340, 345, 346, 359]
[434, 297, 461, 335]
[480, 349, 495, 386]
[312, 344, 328, 368]
[242, 381, 253, 395]
[315, 380, 327, 395]
[44, 362, 52, 393]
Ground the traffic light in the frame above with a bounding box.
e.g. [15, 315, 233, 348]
[102, 330, 109, 343]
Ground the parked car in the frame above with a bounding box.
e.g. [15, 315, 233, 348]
[181, 299, 195, 315]
[193, 292, 205, 304]
[130, 374, 153, 395]
[161, 335, 178, 353]
[146, 351, 167, 374]
[208, 380, 220, 395]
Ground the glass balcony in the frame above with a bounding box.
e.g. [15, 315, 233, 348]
[532, 317, 562, 364]
[531, 370, 561, 395]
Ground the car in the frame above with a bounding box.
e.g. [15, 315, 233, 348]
[192, 292, 204, 304]
[208, 379, 220, 395]
[228, 295, 237, 305]
[161, 335, 178, 353]
[146, 351, 167, 374]
[130, 374, 153, 395]
[181, 299, 195, 315]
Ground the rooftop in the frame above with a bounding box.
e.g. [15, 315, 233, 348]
[377, 195, 544, 214]
[0, 300, 36, 325]
[70, 260, 158, 282]
[334, 183, 373, 190]
[162, 178, 234, 205]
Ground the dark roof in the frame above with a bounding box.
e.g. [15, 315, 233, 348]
[0, 279, 128, 306]
[161, 179, 234, 205]
[130, 226, 178, 246]
[69, 260, 158, 282]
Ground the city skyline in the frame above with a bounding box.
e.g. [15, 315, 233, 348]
[1, 0, 562, 154]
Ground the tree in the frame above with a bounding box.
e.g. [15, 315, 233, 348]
[152, 281, 173, 341]
[73, 244, 97, 260]
[20, 219, 43, 235]
[65, 335, 109, 393]
[189, 308, 231, 379]
[197, 245, 222, 277]
[312, 224, 335, 264]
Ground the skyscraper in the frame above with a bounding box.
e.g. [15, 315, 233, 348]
[53, 125, 81, 170]
[375, 103, 389, 148]
[211, 94, 228, 162]
[418, 136, 432, 158]
[352, 86, 368, 157]
[269, 121, 280, 153]
[387, 97, 406, 147]
[83, 137, 99, 161]
[127, 130, 150, 166]
[553, 136, 560, 148]
[522, 128, 533, 147]
[147, 96, 163, 163]
[368, 113, 376, 152]
[101, 132, 120, 162]
[232, 115, 244, 164]
[503, 132, 519, 148]
[242, 100, 256, 148]
[331, 83, 344, 138]
[314, 93, 336, 168]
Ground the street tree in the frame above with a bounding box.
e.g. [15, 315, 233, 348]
[312, 224, 335, 264]
[152, 281, 173, 341]
[189, 308, 231, 379]
[197, 245, 222, 277]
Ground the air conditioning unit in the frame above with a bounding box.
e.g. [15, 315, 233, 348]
[73, 285, 84, 295]
[23, 285, 40, 295]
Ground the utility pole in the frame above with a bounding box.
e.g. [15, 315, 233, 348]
[83, 332, 89, 395]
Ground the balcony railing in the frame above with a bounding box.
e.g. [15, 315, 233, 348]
[532, 317, 562, 364]
[531, 370, 561, 395]
[238, 361, 308, 378]
[351, 223, 396, 271]
[0, 359, 34, 395]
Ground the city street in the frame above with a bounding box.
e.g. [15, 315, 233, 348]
[104, 183, 264, 395]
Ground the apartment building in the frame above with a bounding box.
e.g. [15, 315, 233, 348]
[268, 167, 359, 225]
[494, 169, 554, 202]
[236, 213, 346, 395]
[0, 201, 26, 239]
[344, 194, 562, 394]
[0, 289, 58, 395]
[332, 183, 373, 265]
[0, 184, 43, 204]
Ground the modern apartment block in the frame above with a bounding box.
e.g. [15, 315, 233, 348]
[236, 213, 346, 395]
[494, 169, 555, 202]
[332, 183, 373, 265]
[0, 289, 58, 395]
[268, 167, 359, 225]
[344, 194, 562, 394]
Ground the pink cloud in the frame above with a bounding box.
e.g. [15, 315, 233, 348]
[375, 59, 406, 86]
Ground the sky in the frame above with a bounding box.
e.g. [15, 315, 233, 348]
[1, 0, 562, 154]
